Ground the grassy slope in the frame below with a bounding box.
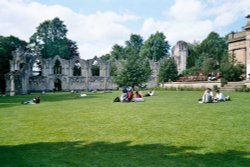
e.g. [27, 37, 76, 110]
[0, 91, 250, 167]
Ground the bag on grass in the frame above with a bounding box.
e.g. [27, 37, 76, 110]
[113, 97, 120, 102]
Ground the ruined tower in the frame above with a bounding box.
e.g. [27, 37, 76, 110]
[172, 41, 188, 74]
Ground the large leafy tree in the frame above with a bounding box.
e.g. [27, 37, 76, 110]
[186, 42, 200, 68]
[185, 32, 227, 76]
[113, 56, 151, 87]
[29, 17, 79, 59]
[158, 58, 178, 83]
[199, 32, 227, 66]
[125, 34, 143, 58]
[0, 36, 27, 94]
[140, 31, 170, 61]
[110, 44, 126, 60]
[110, 34, 152, 87]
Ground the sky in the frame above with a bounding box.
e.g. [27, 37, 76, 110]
[1, 0, 250, 59]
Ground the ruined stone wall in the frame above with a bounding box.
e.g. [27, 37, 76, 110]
[172, 41, 188, 74]
[6, 48, 162, 95]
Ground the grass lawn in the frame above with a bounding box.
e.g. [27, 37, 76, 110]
[0, 90, 250, 167]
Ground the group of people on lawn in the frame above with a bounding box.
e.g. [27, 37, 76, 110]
[116, 86, 154, 102]
[199, 88, 230, 103]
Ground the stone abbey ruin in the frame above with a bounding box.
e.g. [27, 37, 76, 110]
[5, 41, 188, 96]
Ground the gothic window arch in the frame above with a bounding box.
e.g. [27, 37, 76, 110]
[91, 60, 100, 76]
[54, 59, 62, 74]
[32, 59, 42, 76]
[73, 60, 81, 76]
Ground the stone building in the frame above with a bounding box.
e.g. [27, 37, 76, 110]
[172, 41, 188, 74]
[5, 48, 160, 95]
[228, 15, 250, 80]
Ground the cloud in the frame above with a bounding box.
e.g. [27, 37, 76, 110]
[141, 0, 250, 46]
[1, 0, 250, 59]
[168, 0, 203, 21]
[0, 0, 138, 59]
[141, 0, 213, 45]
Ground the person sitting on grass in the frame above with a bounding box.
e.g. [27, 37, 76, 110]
[22, 96, 40, 104]
[120, 88, 128, 102]
[127, 90, 134, 102]
[214, 89, 230, 102]
[199, 88, 213, 103]
[143, 90, 155, 97]
[132, 91, 144, 102]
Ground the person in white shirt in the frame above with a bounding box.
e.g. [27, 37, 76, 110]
[201, 88, 213, 103]
[214, 89, 225, 102]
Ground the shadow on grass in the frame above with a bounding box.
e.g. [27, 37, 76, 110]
[0, 92, 102, 109]
[0, 141, 249, 167]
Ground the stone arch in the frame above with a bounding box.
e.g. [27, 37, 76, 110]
[54, 59, 62, 74]
[72, 60, 82, 76]
[91, 59, 100, 76]
[54, 78, 62, 91]
[32, 59, 42, 76]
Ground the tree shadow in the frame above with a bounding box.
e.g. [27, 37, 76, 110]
[0, 141, 249, 167]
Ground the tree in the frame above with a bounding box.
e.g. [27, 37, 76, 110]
[201, 57, 218, 75]
[125, 34, 143, 58]
[186, 42, 200, 68]
[140, 31, 170, 61]
[113, 57, 151, 87]
[186, 32, 227, 74]
[158, 58, 178, 83]
[220, 54, 245, 81]
[110, 44, 126, 60]
[0, 36, 27, 94]
[199, 32, 227, 66]
[29, 17, 79, 59]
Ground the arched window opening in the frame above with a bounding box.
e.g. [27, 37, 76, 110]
[19, 63, 24, 70]
[54, 78, 62, 91]
[32, 59, 42, 76]
[54, 59, 62, 74]
[91, 60, 100, 76]
[73, 60, 81, 76]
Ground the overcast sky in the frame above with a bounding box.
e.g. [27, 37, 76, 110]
[1, 0, 250, 59]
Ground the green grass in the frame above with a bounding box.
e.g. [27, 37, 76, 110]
[0, 91, 250, 167]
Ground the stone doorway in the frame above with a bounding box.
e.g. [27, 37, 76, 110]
[54, 78, 62, 91]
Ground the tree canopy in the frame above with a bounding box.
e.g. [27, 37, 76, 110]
[185, 32, 228, 75]
[113, 57, 151, 87]
[140, 31, 170, 61]
[29, 17, 79, 59]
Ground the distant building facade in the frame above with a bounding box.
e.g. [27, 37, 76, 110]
[228, 15, 250, 80]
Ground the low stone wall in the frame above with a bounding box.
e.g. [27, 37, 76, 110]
[244, 81, 250, 88]
[161, 81, 222, 90]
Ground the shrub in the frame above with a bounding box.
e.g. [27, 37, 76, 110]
[235, 85, 250, 92]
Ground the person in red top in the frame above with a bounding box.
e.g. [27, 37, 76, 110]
[127, 90, 134, 102]
[133, 91, 144, 102]
[135, 91, 142, 98]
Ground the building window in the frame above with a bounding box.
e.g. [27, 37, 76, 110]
[54, 59, 62, 74]
[73, 60, 81, 76]
[91, 60, 100, 76]
[32, 59, 42, 76]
